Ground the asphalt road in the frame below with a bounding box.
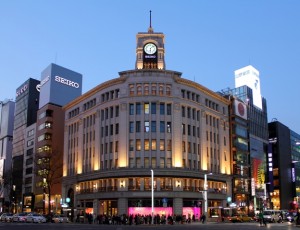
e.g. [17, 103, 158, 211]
[0, 221, 297, 230]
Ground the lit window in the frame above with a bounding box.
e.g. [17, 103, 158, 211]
[144, 103, 150, 114]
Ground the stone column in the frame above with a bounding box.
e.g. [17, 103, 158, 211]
[93, 199, 99, 222]
[173, 197, 183, 216]
[118, 197, 128, 216]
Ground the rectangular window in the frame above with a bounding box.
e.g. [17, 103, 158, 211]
[167, 122, 171, 133]
[136, 103, 141, 115]
[167, 158, 172, 168]
[115, 141, 118, 152]
[115, 123, 119, 134]
[129, 104, 134, 115]
[129, 122, 134, 133]
[160, 140, 165, 151]
[115, 105, 119, 117]
[188, 142, 191, 153]
[129, 140, 134, 151]
[151, 139, 157, 150]
[27, 139, 34, 147]
[167, 140, 172, 151]
[27, 129, 34, 137]
[160, 121, 165, 133]
[160, 158, 165, 168]
[110, 124, 113, 135]
[144, 158, 150, 168]
[136, 121, 141, 132]
[151, 121, 156, 132]
[136, 139, 141, 151]
[144, 103, 150, 114]
[151, 102, 156, 114]
[160, 103, 165, 115]
[144, 139, 150, 151]
[167, 104, 172, 115]
[110, 107, 114, 118]
[152, 157, 156, 168]
[144, 121, 150, 132]
[182, 106, 185, 117]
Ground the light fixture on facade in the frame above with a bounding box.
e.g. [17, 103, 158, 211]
[176, 180, 181, 188]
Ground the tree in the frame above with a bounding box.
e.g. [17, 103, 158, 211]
[35, 149, 63, 214]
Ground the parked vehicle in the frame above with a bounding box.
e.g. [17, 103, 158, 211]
[25, 213, 46, 223]
[0, 213, 12, 222]
[4, 213, 14, 222]
[12, 213, 28, 222]
[52, 214, 69, 223]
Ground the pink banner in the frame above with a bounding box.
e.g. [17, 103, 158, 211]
[128, 207, 201, 220]
[128, 207, 173, 216]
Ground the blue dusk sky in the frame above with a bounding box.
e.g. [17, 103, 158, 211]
[1, 1, 300, 133]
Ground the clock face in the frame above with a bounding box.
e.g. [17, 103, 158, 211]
[144, 43, 157, 54]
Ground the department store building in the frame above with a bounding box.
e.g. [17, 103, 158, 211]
[62, 25, 232, 219]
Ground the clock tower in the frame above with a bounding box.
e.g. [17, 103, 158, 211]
[135, 11, 165, 70]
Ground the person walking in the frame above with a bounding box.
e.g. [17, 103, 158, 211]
[258, 211, 266, 226]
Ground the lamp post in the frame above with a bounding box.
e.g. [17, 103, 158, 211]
[151, 169, 154, 225]
[204, 173, 212, 222]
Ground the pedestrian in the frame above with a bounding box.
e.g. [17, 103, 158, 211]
[258, 211, 264, 226]
[200, 214, 206, 224]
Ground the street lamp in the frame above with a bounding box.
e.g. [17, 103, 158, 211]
[151, 169, 154, 225]
[204, 172, 213, 222]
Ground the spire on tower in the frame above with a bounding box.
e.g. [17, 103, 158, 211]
[148, 10, 154, 33]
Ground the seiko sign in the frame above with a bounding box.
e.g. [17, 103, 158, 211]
[16, 84, 28, 97]
[55, 76, 80, 88]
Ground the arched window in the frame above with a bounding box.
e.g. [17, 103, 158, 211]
[159, 85, 164, 95]
[137, 85, 142, 95]
[166, 86, 171, 96]
[129, 85, 135, 96]
[144, 85, 149, 95]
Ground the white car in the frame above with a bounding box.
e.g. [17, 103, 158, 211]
[12, 213, 28, 222]
[52, 214, 69, 223]
[25, 213, 46, 223]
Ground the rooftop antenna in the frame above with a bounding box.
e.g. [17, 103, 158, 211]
[148, 10, 153, 33]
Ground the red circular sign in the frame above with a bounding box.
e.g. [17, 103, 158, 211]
[238, 103, 245, 116]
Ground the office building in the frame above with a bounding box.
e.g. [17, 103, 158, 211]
[0, 99, 15, 211]
[220, 65, 269, 214]
[32, 63, 82, 214]
[12, 78, 40, 212]
[268, 121, 300, 210]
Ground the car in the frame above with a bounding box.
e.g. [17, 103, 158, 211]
[227, 214, 252, 223]
[12, 213, 28, 222]
[25, 213, 46, 223]
[263, 210, 281, 223]
[239, 214, 252, 222]
[284, 212, 295, 222]
[227, 215, 240, 223]
[0, 213, 13, 222]
[5, 213, 14, 222]
[52, 214, 69, 223]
